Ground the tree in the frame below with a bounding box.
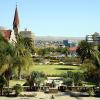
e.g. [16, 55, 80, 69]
[54, 47, 68, 56]
[98, 45, 100, 52]
[92, 50, 100, 69]
[0, 33, 14, 76]
[14, 35, 33, 80]
[80, 50, 100, 85]
[76, 40, 94, 63]
[0, 34, 16, 95]
[26, 71, 47, 90]
[92, 32, 100, 41]
[23, 37, 34, 54]
[0, 75, 6, 96]
[62, 71, 84, 86]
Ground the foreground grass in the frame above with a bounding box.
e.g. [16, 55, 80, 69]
[30, 64, 81, 76]
[9, 65, 81, 87]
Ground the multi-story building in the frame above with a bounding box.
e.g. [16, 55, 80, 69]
[86, 34, 100, 45]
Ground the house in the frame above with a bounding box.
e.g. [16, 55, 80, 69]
[68, 47, 77, 57]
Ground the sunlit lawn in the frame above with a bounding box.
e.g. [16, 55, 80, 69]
[10, 64, 81, 87]
[30, 64, 81, 76]
[9, 80, 25, 87]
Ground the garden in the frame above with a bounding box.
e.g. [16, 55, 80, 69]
[0, 33, 100, 98]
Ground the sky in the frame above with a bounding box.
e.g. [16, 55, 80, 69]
[0, 0, 100, 37]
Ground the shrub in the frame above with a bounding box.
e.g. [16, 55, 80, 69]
[25, 71, 47, 91]
[62, 71, 85, 86]
[87, 88, 94, 96]
[0, 75, 6, 96]
[13, 84, 23, 96]
[63, 78, 73, 86]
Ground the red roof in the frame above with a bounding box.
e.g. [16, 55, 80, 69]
[1, 30, 12, 40]
[68, 47, 77, 52]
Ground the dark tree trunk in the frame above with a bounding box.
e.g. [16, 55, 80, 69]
[18, 66, 21, 80]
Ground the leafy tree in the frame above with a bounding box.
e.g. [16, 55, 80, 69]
[62, 71, 84, 86]
[23, 37, 34, 54]
[73, 72, 84, 86]
[81, 51, 100, 85]
[92, 50, 100, 69]
[0, 34, 15, 94]
[55, 47, 68, 56]
[26, 71, 47, 90]
[76, 40, 94, 63]
[14, 35, 33, 80]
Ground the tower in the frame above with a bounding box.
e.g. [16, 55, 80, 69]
[13, 5, 19, 38]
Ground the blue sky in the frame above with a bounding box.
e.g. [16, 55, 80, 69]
[0, 0, 100, 37]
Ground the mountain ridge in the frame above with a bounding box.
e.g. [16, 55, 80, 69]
[35, 36, 85, 42]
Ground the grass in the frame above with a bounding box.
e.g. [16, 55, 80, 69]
[9, 64, 81, 87]
[9, 80, 25, 87]
[30, 64, 81, 76]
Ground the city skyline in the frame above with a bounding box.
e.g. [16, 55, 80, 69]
[0, 0, 100, 37]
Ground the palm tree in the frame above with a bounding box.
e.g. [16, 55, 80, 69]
[82, 50, 100, 85]
[76, 40, 94, 63]
[14, 35, 33, 80]
[26, 71, 47, 90]
[92, 50, 100, 69]
[0, 34, 14, 75]
[23, 37, 34, 54]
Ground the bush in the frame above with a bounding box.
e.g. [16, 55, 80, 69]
[13, 84, 23, 96]
[0, 75, 6, 96]
[62, 71, 85, 86]
[63, 78, 73, 86]
[87, 88, 94, 96]
[25, 71, 47, 91]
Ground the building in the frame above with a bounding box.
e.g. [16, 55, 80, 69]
[13, 5, 34, 42]
[63, 40, 69, 46]
[68, 47, 77, 57]
[0, 5, 34, 44]
[0, 26, 12, 41]
[20, 29, 34, 38]
[86, 35, 100, 45]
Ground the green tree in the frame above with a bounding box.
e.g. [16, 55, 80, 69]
[81, 50, 100, 85]
[92, 32, 100, 41]
[26, 71, 47, 90]
[76, 40, 94, 63]
[14, 35, 33, 80]
[23, 37, 34, 54]
[0, 34, 15, 95]
[62, 71, 84, 86]
[98, 45, 100, 52]
[92, 50, 100, 69]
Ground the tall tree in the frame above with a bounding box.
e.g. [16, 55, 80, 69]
[23, 37, 34, 54]
[14, 35, 33, 80]
[0, 34, 14, 75]
[76, 40, 94, 63]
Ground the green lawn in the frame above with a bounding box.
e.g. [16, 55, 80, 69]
[9, 65, 82, 87]
[9, 80, 25, 87]
[30, 64, 81, 76]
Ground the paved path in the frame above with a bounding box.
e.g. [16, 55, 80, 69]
[0, 96, 100, 100]
[0, 92, 100, 100]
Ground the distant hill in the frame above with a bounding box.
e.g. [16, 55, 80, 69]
[35, 36, 85, 42]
